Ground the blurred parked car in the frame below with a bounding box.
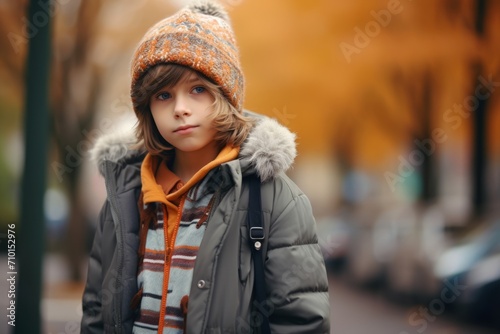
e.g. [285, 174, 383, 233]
[344, 202, 451, 302]
[384, 204, 449, 303]
[433, 220, 500, 328]
[463, 250, 500, 329]
[343, 202, 392, 288]
[316, 212, 353, 272]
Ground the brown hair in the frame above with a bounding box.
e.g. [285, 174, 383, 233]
[132, 64, 253, 157]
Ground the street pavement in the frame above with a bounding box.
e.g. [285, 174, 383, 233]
[329, 272, 497, 334]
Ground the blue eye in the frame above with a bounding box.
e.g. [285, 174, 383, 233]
[193, 86, 206, 94]
[156, 92, 171, 100]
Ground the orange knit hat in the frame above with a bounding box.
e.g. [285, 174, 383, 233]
[130, 1, 244, 112]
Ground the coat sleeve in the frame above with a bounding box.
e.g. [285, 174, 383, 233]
[264, 186, 330, 334]
[81, 200, 109, 333]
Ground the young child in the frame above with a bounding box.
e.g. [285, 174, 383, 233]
[82, 1, 330, 333]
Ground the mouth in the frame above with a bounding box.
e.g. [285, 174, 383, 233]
[174, 125, 198, 133]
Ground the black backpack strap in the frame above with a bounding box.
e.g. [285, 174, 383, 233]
[246, 174, 271, 334]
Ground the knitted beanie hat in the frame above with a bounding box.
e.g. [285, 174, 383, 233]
[130, 0, 244, 112]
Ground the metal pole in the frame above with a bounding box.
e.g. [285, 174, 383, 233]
[15, 0, 52, 332]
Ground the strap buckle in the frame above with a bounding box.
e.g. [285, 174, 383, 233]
[249, 227, 264, 240]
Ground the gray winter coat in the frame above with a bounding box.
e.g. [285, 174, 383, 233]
[81, 116, 330, 333]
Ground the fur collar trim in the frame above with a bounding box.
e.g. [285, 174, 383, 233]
[90, 117, 296, 181]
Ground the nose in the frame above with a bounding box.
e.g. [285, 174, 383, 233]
[173, 95, 191, 118]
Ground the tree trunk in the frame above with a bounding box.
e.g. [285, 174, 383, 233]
[418, 69, 436, 203]
[471, 0, 488, 218]
[471, 65, 488, 217]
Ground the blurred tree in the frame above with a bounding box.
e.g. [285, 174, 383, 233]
[50, 0, 105, 281]
[0, 1, 27, 90]
[387, 66, 437, 202]
[0, 0, 105, 282]
[0, 0, 27, 231]
[1, 0, 106, 281]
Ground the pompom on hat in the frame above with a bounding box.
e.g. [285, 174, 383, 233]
[130, 0, 244, 112]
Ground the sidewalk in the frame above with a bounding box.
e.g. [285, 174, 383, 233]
[43, 281, 83, 334]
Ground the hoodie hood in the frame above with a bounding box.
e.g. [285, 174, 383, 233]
[90, 116, 297, 182]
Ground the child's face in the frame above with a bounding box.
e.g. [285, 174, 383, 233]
[149, 71, 217, 155]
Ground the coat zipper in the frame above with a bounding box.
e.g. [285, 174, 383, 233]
[198, 185, 239, 331]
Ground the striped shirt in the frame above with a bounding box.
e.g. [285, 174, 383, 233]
[133, 169, 218, 333]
